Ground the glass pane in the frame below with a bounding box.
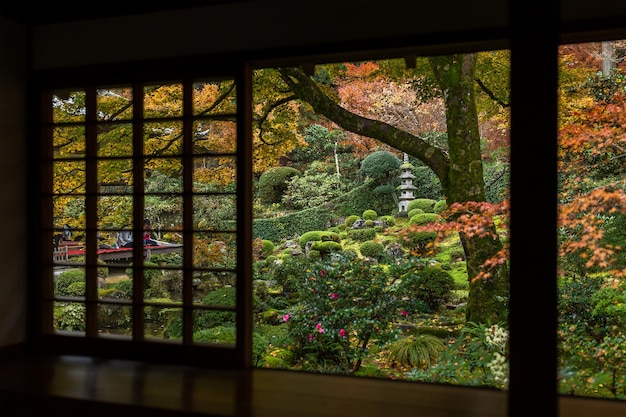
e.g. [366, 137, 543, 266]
[144, 266, 184, 303]
[145, 304, 183, 342]
[144, 121, 183, 157]
[97, 195, 133, 232]
[98, 159, 133, 192]
[97, 87, 133, 121]
[193, 80, 237, 116]
[557, 40, 626, 401]
[144, 160, 183, 193]
[193, 195, 237, 232]
[53, 301, 85, 333]
[144, 196, 183, 231]
[192, 156, 237, 191]
[97, 304, 132, 336]
[53, 160, 86, 194]
[193, 308, 236, 346]
[193, 232, 236, 269]
[144, 84, 183, 118]
[193, 120, 236, 154]
[193, 271, 236, 302]
[53, 125, 86, 158]
[98, 123, 133, 157]
[52, 90, 86, 123]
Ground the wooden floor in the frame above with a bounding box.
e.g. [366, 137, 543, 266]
[1, 352, 625, 417]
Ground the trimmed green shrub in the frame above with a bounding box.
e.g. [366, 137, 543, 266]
[334, 182, 397, 219]
[347, 228, 377, 242]
[55, 269, 85, 296]
[66, 281, 86, 297]
[362, 209, 378, 220]
[298, 230, 340, 248]
[359, 241, 384, 259]
[311, 241, 342, 255]
[407, 198, 438, 213]
[433, 199, 448, 214]
[409, 213, 442, 226]
[261, 240, 275, 258]
[401, 231, 437, 252]
[380, 215, 395, 226]
[397, 267, 455, 311]
[257, 166, 301, 204]
[408, 208, 425, 218]
[253, 205, 332, 242]
[194, 325, 236, 344]
[345, 215, 360, 228]
[359, 151, 401, 184]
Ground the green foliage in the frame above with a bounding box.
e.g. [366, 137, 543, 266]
[194, 326, 236, 344]
[407, 208, 424, 218]
[483, 161, 510, 203]
[310, 241, 342, 254]
[285, 255, 404, 374]
[359, 151, 401, 184]
[433, 199, 448, 214]
[253, 205, 332, 242]
[333, 182, 397, 218]
[347, 228, 377, 242]
[55, 269, 85, 296]
[379, 215, 395, 226]
[362, 209, 378, 221]
[115, 279, 133, 299]
[345, 215, 360, 227]
[258, 166, 301, 204]
[196, 287, 237, 329]
[54, 303, 85, 331]
[409, 213, 442, 226]
[261, 239, 275, 258]
[359, 241, 384, 259]
[66, 281, 86, 297]
[397, 267, 455, 312]
[262, 256, 312, 294]
[282, 171, 350, 209]
[407, 198, 438, 213]
[384, 334, 445, 369]
[298, 230, 340, 249]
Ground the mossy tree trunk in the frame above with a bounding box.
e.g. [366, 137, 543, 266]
[429, 54, 508, 324]
[278, 58, 509, 324]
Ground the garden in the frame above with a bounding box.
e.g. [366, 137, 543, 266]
[52, 42, 626, 400]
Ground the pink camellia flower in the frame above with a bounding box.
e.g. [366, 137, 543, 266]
[339, 328, 347, 337]
[315, 323, 325, 333]
[282, 314, 290, 322]
[401, 309, 408, 317]
[308, 334, 313, 340]
[330, 293, 339, 299]
[320, 269, 327, 277]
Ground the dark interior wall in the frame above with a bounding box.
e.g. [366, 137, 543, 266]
[0, 16, 27, 349]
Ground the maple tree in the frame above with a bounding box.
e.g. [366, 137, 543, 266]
[276, 52, 510, 323]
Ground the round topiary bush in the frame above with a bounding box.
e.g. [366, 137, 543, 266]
[311, 240, 343, 255]
[345, 215, 360, 228]
[407, 198, 438, 213]
[261, 239, 274, 258]
[362, 209, 378, 221]
[409, 213, 443, 226]
[55, 269, 85, 296]
[359, 151, 401, 184]
[347, 228, 377, 242]
[359, 241, 384, 259]
[433, 199, 448, 214]
[408, 208, 425, 218]
[257, 166, 301, 204]
[298, 230, 340, 248]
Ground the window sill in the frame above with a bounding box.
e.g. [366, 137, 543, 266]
[0, 352, 623, 417]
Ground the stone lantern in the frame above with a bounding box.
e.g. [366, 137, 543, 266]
[397, 153, 416, 213]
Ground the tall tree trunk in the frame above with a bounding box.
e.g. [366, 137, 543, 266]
[429, 54, 509, 324]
